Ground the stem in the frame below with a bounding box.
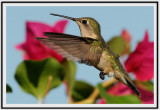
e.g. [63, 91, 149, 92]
[64, 80, 73, 104]
[68, 92, 73, 104]
[74, 78, 117, 104]
[42, 76, 53, 104]
[38, 98, 41, 104]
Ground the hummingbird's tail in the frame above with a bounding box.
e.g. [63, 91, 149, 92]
[113, 70, 141, 97]
[125, 77, 141, 97]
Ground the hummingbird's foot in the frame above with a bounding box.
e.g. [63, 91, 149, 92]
[99, 71, 105, 80]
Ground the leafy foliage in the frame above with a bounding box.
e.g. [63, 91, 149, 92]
[107, 36, 127, 56]
[135, 80, 153, 92]
[15, 58, 65, 100]
[62, 59, 76, 93]
[72, 80, 94, 102]
[97, 83, 141, 104]
[6, 84, 12, 93]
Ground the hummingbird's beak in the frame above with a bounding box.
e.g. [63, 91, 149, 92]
[50, 13, 76, 21]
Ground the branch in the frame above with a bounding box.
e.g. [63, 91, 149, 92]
[73, 78, 117, 104]
[42, 76, 53, 104]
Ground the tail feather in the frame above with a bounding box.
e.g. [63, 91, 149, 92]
[125, 78, 141, 97]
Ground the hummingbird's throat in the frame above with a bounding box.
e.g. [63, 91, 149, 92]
[77, 22, 99, 39]
[81, 31, 99, 39]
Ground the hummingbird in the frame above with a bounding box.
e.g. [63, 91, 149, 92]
[37, 13, 141, 97]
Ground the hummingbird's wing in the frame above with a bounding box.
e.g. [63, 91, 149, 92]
[37, 32, 103, 66]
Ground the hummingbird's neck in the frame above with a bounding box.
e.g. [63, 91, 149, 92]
[80, 31, 100, 39]
[79, 27, 101, 39]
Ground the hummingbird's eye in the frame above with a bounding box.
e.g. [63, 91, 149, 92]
[82, 20, 87, 24]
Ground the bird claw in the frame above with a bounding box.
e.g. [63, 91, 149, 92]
[99, 71, 105, 80]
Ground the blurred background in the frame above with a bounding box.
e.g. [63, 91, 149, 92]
[6, 6, 154, 104]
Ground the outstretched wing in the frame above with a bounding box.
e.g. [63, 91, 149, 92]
[37, 32, 103, 66]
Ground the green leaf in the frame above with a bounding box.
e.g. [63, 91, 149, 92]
[107, 36, 127, 56]
[71, 80, 94, 102]
[6, 84, 12, 93]
[61, 59, 76, 92]
[142, 81, 153, 92]
[15, 58, 65, 100]
[97, 83, 141, 104]
[135, 80, 153, 92]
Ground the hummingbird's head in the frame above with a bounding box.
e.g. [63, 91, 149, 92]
[50, 13, 101, 39]
[74, 17, 101, 39]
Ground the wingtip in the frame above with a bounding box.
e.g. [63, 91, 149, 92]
[35, 37, 40, 40]
[44, 32, 50, 36]
[131, 86, 141, 97]
[35, 37, 48, 42]
[36, 37, 44, 40]
[135, 89, 141, 98]
[43, 32, 60, 36]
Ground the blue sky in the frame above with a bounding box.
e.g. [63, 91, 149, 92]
[6, 5, 154, 104]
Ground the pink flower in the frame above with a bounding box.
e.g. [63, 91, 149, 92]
[16, 20, 68, 62]
[121, 29, 131, 43]
[107, 82, 132, 96]
[125, 30, 154, 81]
[138, 87, 154, 104]
[121, 29, 131, 55]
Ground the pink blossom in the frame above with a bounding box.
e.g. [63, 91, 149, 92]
[138, 87, 154, 104]
[121, 29, 131, 43]
[125, 30, 154, 81]
[121, 29, 131, 55]
[16, 20, 68, 62]
[107, 82, 132, 96]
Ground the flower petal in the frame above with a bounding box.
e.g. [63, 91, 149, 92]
[138, 88, 154, 104]
[121, 29, 131, 43]
[52, 20, 68, 33]
[107, 82, 132, 96]
[125, 30, 154, 81]
[26, 21, 51, 37]
[16, 20, 68, 61]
